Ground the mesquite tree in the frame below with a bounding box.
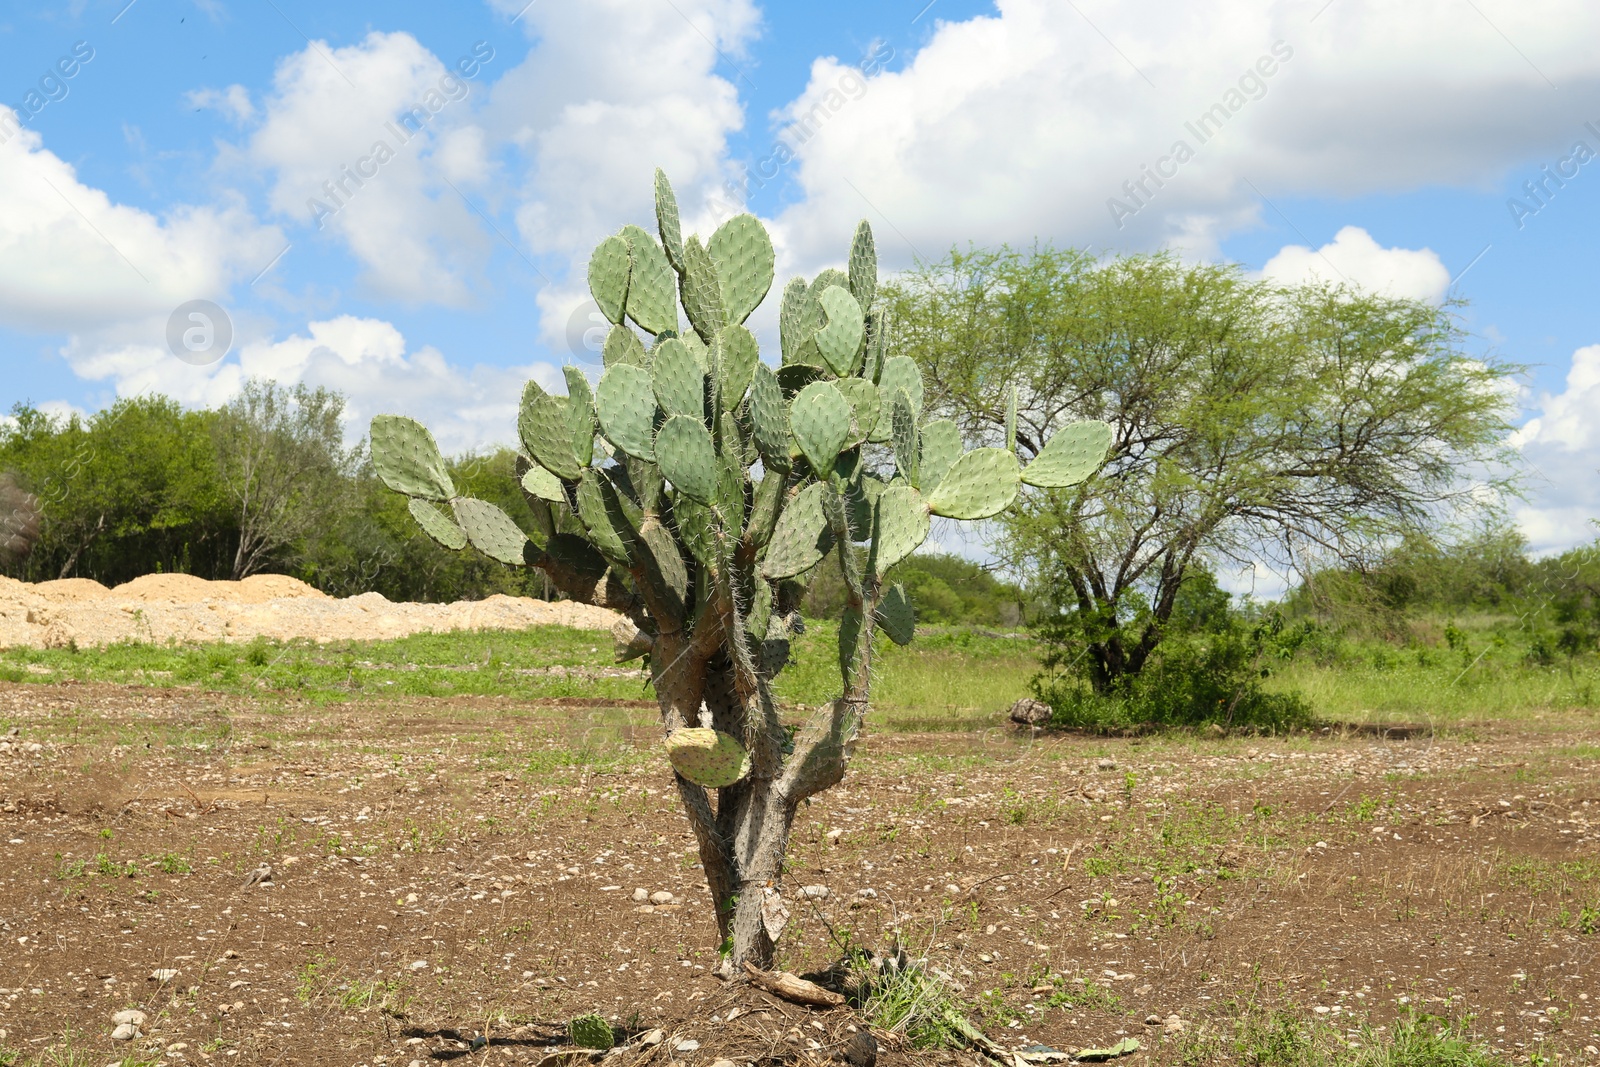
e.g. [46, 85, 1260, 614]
[368, 171, 1109, 969]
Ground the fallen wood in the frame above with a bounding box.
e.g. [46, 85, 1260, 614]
[742, 962, 846, 1008]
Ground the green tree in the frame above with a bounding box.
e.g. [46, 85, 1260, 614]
[887, 247, 1520, 694]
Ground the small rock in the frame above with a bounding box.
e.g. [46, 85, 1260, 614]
[856, 888, 877, 899]
[650, 890, 675, 905]
[149, 968, 178, 983]
[825, 828, 844, 845]
[799, 884, 829, 900]
[1008, 697, 1052, 727]
[111, 1023, 139, 1041]
[631, 888, 649, 902]
[710, 1060, 739, 1067]
[1096, 757, 1117, 771]
[409, 960, 429, 971]
[111, 1009, 146, 1026]
[637, 1029, 665, 1047]
[674, 1039, 700, 1052]
[1145, 1014, 1160, 1025]
[1163, 1014, 1187, 1034]
[835, 1029, 878, 1067]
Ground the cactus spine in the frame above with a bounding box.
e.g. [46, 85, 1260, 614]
[368, 170, 1110, 971]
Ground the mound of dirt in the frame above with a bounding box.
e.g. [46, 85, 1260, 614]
[0, 573, 618, 649]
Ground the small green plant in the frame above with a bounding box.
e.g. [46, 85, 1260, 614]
[338, 978, 400, 1012]
[95, 853, 138, 878]
[295, 953, 336, 1004]
[847, 951, 965, 1049]
[154, 852, 192, 875]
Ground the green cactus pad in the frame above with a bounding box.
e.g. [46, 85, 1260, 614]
[749, 363, 791, 466]
[654, 415, 718, 505]
[602, 324, 646, 368]
[520, 462, 566, 503]
[845, 469, 885, 540]
[808, 268, 850, 313]
[651, 337, 705, 420]
[762, 481, 833, 579]
[814, 286, 865, 376]
[595, 363, 659, 461]
[637, 518, 688, 618]
[790, 381, 852, 476]
[450, 497, 530, 565]
[519, 390, 583, 481]
[370, 415, 455, 501]
[917, 419, 964, 493]
[673, 496, 718, 569]
[563, 366, 596, 466]
[876, 355, 924, 420]
[654, 168, 684, 272]
[665, 727, 750, 788]
[621, 224, 677, 336]
[408, 498, 468, 550]
[568, 1013, 615, 1051]
[680, 235, 726, 342]
[776, 363, 824, 397]
[779, 276, 810, 365]
[862, 308, 889, 384]
[876, 583, 916, 645]
[925, 447, 1022, 520]
[716, 325, 760, 411]
[587, 235, 631, 325]
[872, 484, 930, 575]
[848, 219, 877, 312]
[747, 575, 773, 644]
[708, 213, 775, 326]
[833, 377, 880, 442]
[1022, 419, 1113, 488]
[891, 392, 919, 485]
[576, 470, 631, 566]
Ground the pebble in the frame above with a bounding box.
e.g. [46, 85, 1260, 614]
[799, 885, 829, 900]
[1096, 757, 1117, 770]
[1164, 1014, 1187, 1034]
[111, 1009, 147, 1026]
[650, 891, 675, 905]
[111, 1023, 139, 1041]
[1145, 1014, 1160, 1025]
[632, 888, 649, 902]
[674, 1039, 701, 1052]
[710, 1060, 738, 1067]
[637, 1029, 665, 1047]
[409, 960, 429, 971]
[149, 968, 178, 982]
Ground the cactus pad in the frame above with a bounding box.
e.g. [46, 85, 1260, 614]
[595, 363, 659, 461]
[916, 419, 963, 493]
[1005, 384, 1018, 453]
[848, 220, 877, 312]
[708, 213, 775, 326]
[876, 583, 916, 645]
[563, 365, 596, 466]
[519, 390, 583, 481]
[665, 727, 751, 788]
[813, 286, 865, 376]
[1022, 420, 1113, 488]
[450, 497, 529, 565]
[602, 324, 646, 368]
[680, 235, 726, 342]
[716, 325, 760, 411]
[749, 363, 791, 466]
[651, 337, 705, 420]
[576, 471, 632, 566]
[568, 1014, 615, 1051]
[790, 381, 852, 476]
[621, 224, 677, 335]
[925, 447, 1022, 520]
[654, 415, 718, 505]
[370, 415, 455, 501]
[863, 308, 889, 384]
[891, 392, 919, 485]
[520, 462, 566, 503]
[779, 276, 810, 365]
[408, 498, 467, 550]
[587, 235, 630, 325]
[833, 377, 880, 442]
[654, 167, 684, 272]
[871, 484, 930, 575]
[762, 481, 832, 579]
[876, 355, 923, 419]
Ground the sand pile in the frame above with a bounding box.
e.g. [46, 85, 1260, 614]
[0, 573, 619, 649]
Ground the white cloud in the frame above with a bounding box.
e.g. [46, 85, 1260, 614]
[1261, 226, 1452, 302]
[186, 84, 256, 124]
[0, 109, 284, 335]
[768, 0, 1600, 267]
[1510, 345, 1600, 554]
[65, 316, 561, 454]
[247, 31, 496, 305]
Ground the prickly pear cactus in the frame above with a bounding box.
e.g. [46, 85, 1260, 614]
[368, 171, 1110, 969]
[568, 1013, 614, 1050]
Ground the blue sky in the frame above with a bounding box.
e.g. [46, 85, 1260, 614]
[2, 0, 1598, 560]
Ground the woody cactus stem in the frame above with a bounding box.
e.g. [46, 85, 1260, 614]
[367, 171, 1112, 972]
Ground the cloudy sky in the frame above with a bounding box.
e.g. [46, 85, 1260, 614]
[1, 0, 1597, 564]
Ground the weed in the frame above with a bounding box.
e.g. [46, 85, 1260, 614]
[295, 953, 337, 1004]
[845, 949, 966, 1050]
[153, 852, 192, 875]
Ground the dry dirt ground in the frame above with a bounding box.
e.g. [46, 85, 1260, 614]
[1, 682, 1597, 1066]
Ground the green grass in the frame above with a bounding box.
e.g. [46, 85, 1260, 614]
[1176, 1009, 1514, 1067]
